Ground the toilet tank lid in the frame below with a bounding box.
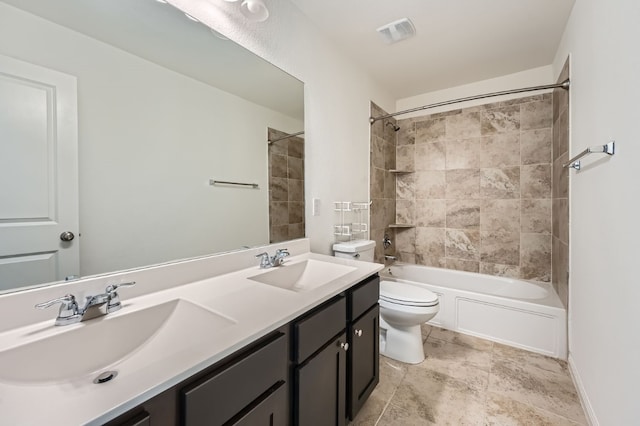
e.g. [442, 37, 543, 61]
[332, 239, 375, 253]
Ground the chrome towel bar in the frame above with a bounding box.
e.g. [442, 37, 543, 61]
[209, 179, 259, 189]
[563, 141, 615, 171]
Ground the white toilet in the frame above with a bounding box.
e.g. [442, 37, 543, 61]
[332, 240, 440, 364]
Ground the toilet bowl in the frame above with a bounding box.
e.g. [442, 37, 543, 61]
[379, 280, 439, 364]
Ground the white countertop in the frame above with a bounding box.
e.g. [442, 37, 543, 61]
[0, 245, 383, 425]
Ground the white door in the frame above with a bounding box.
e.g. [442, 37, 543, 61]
[0, 54, 79, 291]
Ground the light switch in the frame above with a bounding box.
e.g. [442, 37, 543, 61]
[312, 198, 320, 216]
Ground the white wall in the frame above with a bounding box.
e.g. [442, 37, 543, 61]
[396, 65, 555, 117]
[553, 0, 640, 424]
[169, 0, 395, 255]
[0, 3, 301, 276]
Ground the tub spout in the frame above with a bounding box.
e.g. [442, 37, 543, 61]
[384, 255, 397, 261]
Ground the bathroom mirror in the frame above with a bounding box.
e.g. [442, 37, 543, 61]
[0, 0, 304, 293]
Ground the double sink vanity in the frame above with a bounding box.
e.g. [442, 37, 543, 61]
[0, 239, 383, 425]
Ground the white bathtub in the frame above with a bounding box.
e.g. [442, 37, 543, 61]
[381, 263, 567, 359]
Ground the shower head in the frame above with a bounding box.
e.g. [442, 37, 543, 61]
[385, 121, 400, 132]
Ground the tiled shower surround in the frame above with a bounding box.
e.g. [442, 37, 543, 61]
[552, 58, 570, 306]
[370, 103, 398, 263]
[268, 128, 305, 243]
[372, 93, 556, 282]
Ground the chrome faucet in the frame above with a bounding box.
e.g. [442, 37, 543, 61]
[255, 248, 290, 268]
[35, 282, 135, 326]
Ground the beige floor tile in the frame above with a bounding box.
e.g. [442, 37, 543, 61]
[485, 392, 584, 425]
[350, 390, 389, 426]
[388, 367, 487, 425]
[419, 338, 491, 392]
[421, 323, 433, 342]
[489, 356, 587, 424]
[377, 403, 435, 426]
[428, 327, 494, 351]
[492, 342, 568, 375]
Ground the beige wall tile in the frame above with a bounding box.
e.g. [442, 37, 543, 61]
[553, 153, 569, 199]
[416, 170, 446, 199]
[416, 227, 446, 259]
[480, 230, 520, 265]
[396, 121, 415, 146]
[416, 253, 446, 268]
[270, 154, 288, 178]
[555, 109, 569, 158]
[521, 164, 551, 198]
[446, 112, 482, 139]
[520, 233, 551, 281]
[446, 138, 481, 169]
[269, 201, 289, 226]
[446, 169, 480, 199]
[270, 224, 288, 243]
[371, 136, 384, 169]
[446, 258, 480, 273]
[384, 141, 396, 170]
[288, 202, 304, 224]
[445, 229, 480, 260]
[480, 167, 521, 199]
[384, 170, 396, 199]
[446, 199, 481, 229]
[416, 199, 446, 227]
[415, 142, 446, 170]
[288, 157, 303, 180]
[269, 177, 288, 202]
[396, 173, 414, 200]
[384, 199, 396, 228]
[396, 199, 415, 224]
[415, 117, 446, 143]
[395, 228, 416, 254]
[288, 138, 304, 159]
[480, 262, 520, 278]
[521, 128, 552, 165]
[288, 223, 304, 240]
[481, 105, 520, 135]
[481, 199, 520, 233]
[396, 145, 415, 171]
[288, 178, 304, 202]
[371, 167, 385, 199]
[479, 133, 520, 168]
[521, 199, 551, 234]
[521, 98, 553, 130]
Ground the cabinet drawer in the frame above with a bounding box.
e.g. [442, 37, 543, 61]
[181, 332, 287, 426]
[294, 296, 346, 363]
[232, 382, 287, 426]
[349, 274, 379, 321]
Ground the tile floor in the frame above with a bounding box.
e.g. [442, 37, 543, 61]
[351, 326, 587, 425]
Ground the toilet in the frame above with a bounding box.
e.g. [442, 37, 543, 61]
[332, 240, 440, 364]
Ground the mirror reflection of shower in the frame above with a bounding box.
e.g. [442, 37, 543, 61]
[267, 128, 305, 243]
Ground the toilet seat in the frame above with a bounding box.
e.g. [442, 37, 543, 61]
[380, 280, 439, 307]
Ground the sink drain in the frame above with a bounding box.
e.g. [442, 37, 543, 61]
[93, 370, 118, 384]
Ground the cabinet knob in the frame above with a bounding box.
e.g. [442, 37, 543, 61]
[354, 329, 363, 337]
[338, 341, 349, 351]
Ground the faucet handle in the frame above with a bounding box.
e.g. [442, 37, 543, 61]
[35, 294, 80, 325]
[275, 248, 290, 256]
[105, 281, 136, 313]
[255, 252, 271, 268]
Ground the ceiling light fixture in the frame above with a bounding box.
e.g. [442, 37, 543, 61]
[240, 0, 269, 22]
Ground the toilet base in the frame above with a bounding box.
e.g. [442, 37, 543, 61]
[379, 317, 425, 364]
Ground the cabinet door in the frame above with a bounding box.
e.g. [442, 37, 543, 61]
[348, 305, 379, 420]
[232, 383, 287, 426]
[295, 333, 347, 426]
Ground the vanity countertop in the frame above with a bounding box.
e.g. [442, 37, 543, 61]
[0, 247, 383, 425]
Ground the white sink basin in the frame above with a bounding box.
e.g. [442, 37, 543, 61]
[0, 299, 235, 384]
[248, 259, 357, 292]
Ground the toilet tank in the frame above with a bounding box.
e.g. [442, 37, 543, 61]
[332, 240, 376, 262]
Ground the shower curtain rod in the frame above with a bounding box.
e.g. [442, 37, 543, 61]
[267, 130, 305, 144]
[369, 79, 570, 124]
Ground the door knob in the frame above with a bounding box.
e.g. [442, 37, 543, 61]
[60, 231, 75, 242]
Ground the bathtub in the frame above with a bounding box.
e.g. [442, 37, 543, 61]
[381, 263, 567, 359]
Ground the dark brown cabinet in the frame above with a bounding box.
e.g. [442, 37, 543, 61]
[347, 274, 380, 420]
[105, 273, 380, 426]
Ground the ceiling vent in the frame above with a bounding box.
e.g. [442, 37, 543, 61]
[376, 18, 416, 44]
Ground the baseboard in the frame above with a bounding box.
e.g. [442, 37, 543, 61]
[567, 353, 599, 426]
